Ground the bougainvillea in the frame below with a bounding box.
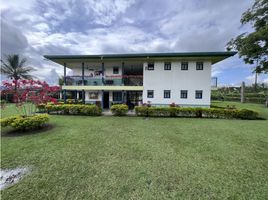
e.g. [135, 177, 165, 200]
[2, 79, 60, 116]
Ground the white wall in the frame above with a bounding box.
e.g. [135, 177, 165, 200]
[142, 61, 211, 107]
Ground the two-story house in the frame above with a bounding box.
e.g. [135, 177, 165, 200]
[44, 52, 236, 109]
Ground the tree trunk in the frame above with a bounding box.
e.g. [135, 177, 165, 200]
[254, 72, 258, 91]
[241, 81, 245, 103]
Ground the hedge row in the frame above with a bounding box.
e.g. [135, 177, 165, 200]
[44, 104, 102, 116]
[134, 106, 258, 119]
[1, 114, 49, 131]
[110, 104, 128, 116]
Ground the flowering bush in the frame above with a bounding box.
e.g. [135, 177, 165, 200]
[2, 79, 60, 116]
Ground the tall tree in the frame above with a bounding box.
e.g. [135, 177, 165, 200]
[227, 0, 268, 88]
[1, 54, 35, 91]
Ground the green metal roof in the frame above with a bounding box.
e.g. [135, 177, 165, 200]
[44, 51, 237, 65]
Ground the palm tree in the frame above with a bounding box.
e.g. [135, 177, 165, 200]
[1, 54, 35, 91]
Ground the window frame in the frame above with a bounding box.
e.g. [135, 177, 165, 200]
[180, 90, 188, 99]
[196, 62, 204, 70]
[147, 63, 154, 70]
[195, 90, 203, 99]
[147, 90, 154, 98]
[164, 90, 171, 99]
[112, 91, 122, 102]
[113, 67, 119, 74]
[164, 62, 171, 70]
[181, 62, 188, 70]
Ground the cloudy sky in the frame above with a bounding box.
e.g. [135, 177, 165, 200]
[1, 0, 267, 85]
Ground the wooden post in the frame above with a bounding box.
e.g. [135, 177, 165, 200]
[241, 81, 245, 103]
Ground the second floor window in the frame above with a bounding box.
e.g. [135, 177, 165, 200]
[113, 92, 122, 101]
[196, 62, 204, 70]
[164, 90, 171, 98]
[164, 62, 171, 70]
[147, 90, 154, 98]
[113, 67, 119, 74]
[180, 90, 188, 99]
[181, 62, 188, 70]
[195, 90, 203, 99]
[147, 63, 154, 70]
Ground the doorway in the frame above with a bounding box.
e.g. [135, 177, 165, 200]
[103, 92, 110, 109]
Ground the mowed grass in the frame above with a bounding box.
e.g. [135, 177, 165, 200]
[1, 103, 268, 199]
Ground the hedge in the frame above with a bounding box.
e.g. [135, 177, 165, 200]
[1, 114, 49, 131]
[134, 106, 258, 120]
[110, 104, 128, 116]
[45, 104, 102, 116]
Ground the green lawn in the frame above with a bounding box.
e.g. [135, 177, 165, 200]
[1, 102, 268, 199]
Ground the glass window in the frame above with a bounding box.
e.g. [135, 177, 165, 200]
[180, 90, 188, 99]
[113, 91, 122, 101]
[147, 90, 154, 98]
[147, 63, 154, 70]
[164, 62, 171, 70]
[89, 92, 99, 99]
[195, 90, 203, 99]
[164, 90, 171, 98]
[113, 67, 119, 74]
[196, 62, 203, 70]
[181, 62, 188, 70]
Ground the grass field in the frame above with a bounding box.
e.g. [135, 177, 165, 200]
[1, 102, 268, 199]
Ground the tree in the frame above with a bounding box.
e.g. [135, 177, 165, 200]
[2, 79, 60, 116]
[1, 55, 35, 91]
[227, 0, 268, 88]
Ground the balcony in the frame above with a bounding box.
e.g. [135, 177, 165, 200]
[65, 75, 143, 86]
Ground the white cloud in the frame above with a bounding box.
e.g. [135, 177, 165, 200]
[1, 0, 259, 86]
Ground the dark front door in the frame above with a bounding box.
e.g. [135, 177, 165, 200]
[103, 92, 109, 109]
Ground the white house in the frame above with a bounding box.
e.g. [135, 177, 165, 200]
[44, 52, 236, 108]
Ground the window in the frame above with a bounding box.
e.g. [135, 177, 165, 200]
[164, 90, 171, 98]
[89, 92, 99, 99]
[180, 90, 188, 99]
[113, 67, 119, 74]
[195, 90, 203, 99]
[196, 62, 203, 70]
[147, 63, 154, 70]
[113, 91, 122, 101]
[147, 90, 154, 98]
[181, 62, 188, 70]
[164, 62, 171, 70]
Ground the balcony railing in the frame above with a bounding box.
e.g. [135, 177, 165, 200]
[65, 75, 143, 86]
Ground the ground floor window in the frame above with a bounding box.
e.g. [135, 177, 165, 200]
[88, 92, 99, 99]
[164, 90, 171, 98]
[113, 91, 122, 102]
[195, 90, 203, 99]
[180, 90, 188, 99]
[147, 90, 154, 98]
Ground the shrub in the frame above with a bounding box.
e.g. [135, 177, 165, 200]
[45, 104, 102, 116]
[237, 109, 258, 120]
[111, 104, 128, 116]
[134, 106, 259, 120]
[1, 114, 49, 131]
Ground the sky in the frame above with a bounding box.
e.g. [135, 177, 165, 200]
[1, 0, 267, 86]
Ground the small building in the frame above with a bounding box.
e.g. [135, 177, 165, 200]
[44, 52, 236, 108]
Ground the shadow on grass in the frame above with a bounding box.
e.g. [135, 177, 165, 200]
[1, 124, 54, 137]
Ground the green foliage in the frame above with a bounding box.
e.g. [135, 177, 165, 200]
[1, 54, 35, 80]
[45, 104, 102, 116]
[134, 106, 259, 120]
[1, 114, 49, 131]
[227, 0, 268, 74]
[110, 104, 128, 116]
